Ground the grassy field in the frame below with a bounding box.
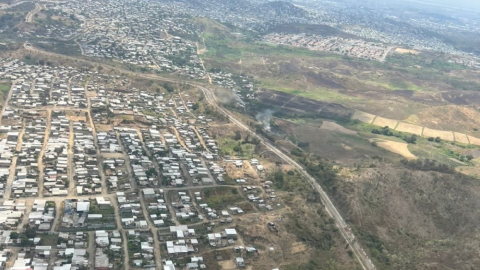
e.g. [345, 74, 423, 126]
[218, 137, 256, 158]
[36, 40, 82, 57]
[203, 187, 244, 209]
[0, 82, 10, 102]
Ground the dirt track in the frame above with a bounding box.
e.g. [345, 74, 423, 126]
[25, 3, 41, 23]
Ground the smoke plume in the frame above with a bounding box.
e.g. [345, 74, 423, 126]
[255, 109, 274, 131]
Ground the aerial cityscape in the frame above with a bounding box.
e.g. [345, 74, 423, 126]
[0, 0, 479, 270]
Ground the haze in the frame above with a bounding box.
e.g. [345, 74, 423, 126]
[400, 0, 480, 10]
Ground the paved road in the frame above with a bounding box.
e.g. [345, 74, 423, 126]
[24, 43, 376, 270]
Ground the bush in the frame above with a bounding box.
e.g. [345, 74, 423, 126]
[297, 141, 310, 148]
[290, 148, 303, 156]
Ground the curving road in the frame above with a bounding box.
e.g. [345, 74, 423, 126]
[25, 2, 41, 23]
[24, 43, 376, 270]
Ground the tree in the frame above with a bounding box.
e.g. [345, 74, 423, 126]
[25, 227, 37, 238]
[233, 144, 242, 152]
[403, 134, 417, 144]
[381, 126, 393, 136]
[250, 137, 260, 145]
[10, 232, 19, 239]
[467, 155, 474, 161]
[428, 137, 434, 142]
[269, 168, 285, 189]
[20, 236, 34, 247]
[163, 83, 174, 93]
[234, 131, 242, 141]
[434, 137, 441, 143]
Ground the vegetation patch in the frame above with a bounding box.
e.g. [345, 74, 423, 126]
[203, 187, 244, 209]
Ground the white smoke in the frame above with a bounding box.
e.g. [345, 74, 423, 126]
[255, 109, 274, 131]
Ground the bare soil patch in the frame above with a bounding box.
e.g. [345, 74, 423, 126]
[467, 135, 480, 146]
[351, 110, 375, 124]
[454, 132, 470, 144]
[372, 116, 399, 129]
[395, 48, 420, 55]
[456, 166, 480, 178]
[375, 140, 416, 160]
[96, 124, 114, 132]
[101, 153, 124, 158]
[320, 121, 357, 135]
[422, 127, 454, 141]
[395, 122, 423, 136]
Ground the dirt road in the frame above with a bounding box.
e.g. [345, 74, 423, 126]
[25, 3, 41, 23]
[4, 120, 25, 200]
[37, 109, 51, 197]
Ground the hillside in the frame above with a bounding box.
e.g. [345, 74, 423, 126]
[333, 161, 480, 269]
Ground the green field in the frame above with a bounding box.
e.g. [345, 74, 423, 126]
[0, 82, 10, 102]
[218, 137, 256, 158]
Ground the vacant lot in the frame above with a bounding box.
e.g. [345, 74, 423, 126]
[0, 82, 10, 102]
[203, 187, 244, 210]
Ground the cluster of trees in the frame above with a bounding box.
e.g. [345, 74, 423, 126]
[10, 226, 37, 247]
[0, 13, 19, 30]
[360, 232, 391, 267]
[162, 83, 175, 93]
[427, 137, 442, 143]
[372, 126, 417, 144]
[297, 141, 310, 148]
[289, 147, 338, 191]
[400, 159, 454, 174]
[145, 168, 158, 178]
[372, 126, 394, 136]
[446, 149, 474, 162]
